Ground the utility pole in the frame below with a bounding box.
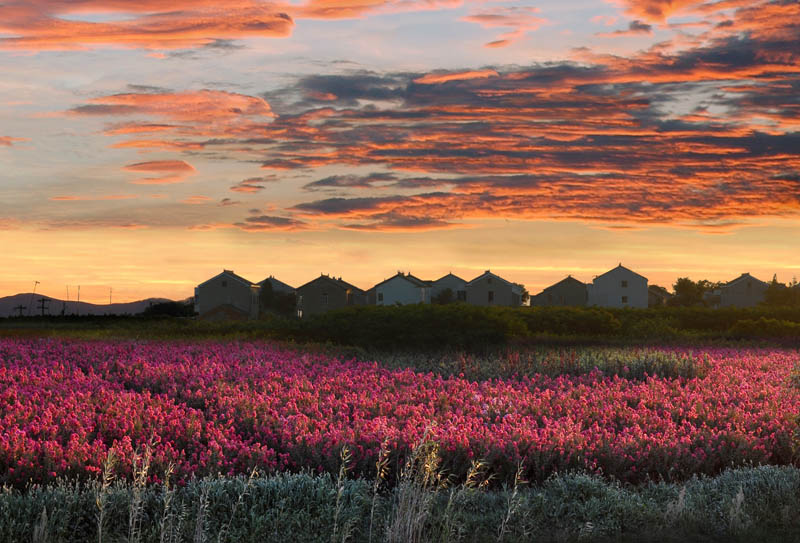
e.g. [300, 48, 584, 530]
[27, 281, 40, 316]
[37, 297, 50, 317]
[13, 305, 25, 317]
[109, 287, 112, 305]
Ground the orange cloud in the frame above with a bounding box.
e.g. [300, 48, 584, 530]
[0, 136, 27, 146]
[414, 70, 499, 85]
[0, 1, 293, 50]
[462, 7, 548, 47]
[181, 195, 212, 205]
[50, 194, 139, 201]
[123, 159, 195, 184]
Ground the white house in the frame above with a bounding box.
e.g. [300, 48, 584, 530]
[373, 272, 431, 305]
[194, 270, 259, 319]
[431, 273, 467, 303]
[587, 264, 648, 309]
[465, 270, 525, 306]
[720, 273, 769, 307]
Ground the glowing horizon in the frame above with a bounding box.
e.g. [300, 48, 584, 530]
[1, 0, 798, 303]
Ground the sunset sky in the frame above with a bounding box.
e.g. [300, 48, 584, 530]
[1, 0, 799, 303]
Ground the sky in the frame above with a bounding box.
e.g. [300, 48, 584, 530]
[1, 0, 798, 303]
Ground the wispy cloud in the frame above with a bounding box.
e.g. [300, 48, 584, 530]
[123, 160, 195, 184]
[462, 7, 548, 48]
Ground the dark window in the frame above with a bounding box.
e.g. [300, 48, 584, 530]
[221, 280, 227, 287]
[547, 293, 553, 302]
[488, 291, 494, 303]
[457, 290, 466, 301]
[322, 293, 329, 305]
[378, 292, 384, 302]
[621, 280, 628, 288]
[487, 277, 492, 284]
[622, 296, 628, 303]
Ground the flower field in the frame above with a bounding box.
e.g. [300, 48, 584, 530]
[1, 339, 798, 487]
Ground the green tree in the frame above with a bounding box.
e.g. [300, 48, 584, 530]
[431, 288, 455, 305]
[670, 277, 704, 307]
[259, 281, 298, 318]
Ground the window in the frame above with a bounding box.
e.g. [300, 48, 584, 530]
[621, 280, 628, 288]
[457, 290, 466, 301]
[377, 292, 384, 302]
[488, 291, 494, 303]
[621, 296, 628, 304]
[221, 280, 227, 287]
[547, 293, 553, 302]
[322, 293, 329, 305]
[487, 277, 493, 284]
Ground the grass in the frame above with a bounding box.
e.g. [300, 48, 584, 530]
[3, 446, 800, 543]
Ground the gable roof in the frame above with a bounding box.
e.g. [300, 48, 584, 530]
[466, 270, 524, 294]
[196, 270, 254, 289]
[593, 264, 647, 282]
[372, 272, 431, 290]
[257, 275, 295, 292]
[297, 274, 365, 294]
[537, 275, 586, 295]
[433, 272, 467, 285]
[723, 273, 768, 288]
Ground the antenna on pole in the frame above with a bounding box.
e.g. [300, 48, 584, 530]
[27, 281, 40, 316]
[109, 287, 112, 306]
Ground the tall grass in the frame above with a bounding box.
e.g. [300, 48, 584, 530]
[2, 464, 800, 542]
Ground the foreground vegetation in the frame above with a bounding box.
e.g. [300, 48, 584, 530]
[3, 305, 800, 350]
[4, 464, 800, 543]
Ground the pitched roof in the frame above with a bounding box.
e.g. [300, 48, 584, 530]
[372, 272, 431, 290]
[593, 264, 647, 282]
[466, 270, 524, 294]
[536, 275, 586, 295]
[723, 273, 768, 288]
[297, 274, 365, 294]
[433, 272, 467, 285]
[257, 275, 295, 292]
[196, 270, 254, 289]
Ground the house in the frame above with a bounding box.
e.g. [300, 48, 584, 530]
[373, 272, 431, 306]
[430, 273, 467, 303]
[256, 275, 296, 317]
[647, 285, 672, 307]
[465, 270, 525, 306]
[296, 274, 367, 317]
[719, 273, 768, 307]
[195, 270, 259, 319]
[530, 275, 587, 307]
[587, 264, 648, 308]
[257, 275, 295, 295]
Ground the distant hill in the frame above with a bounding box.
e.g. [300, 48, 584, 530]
[0, 293, 173, 318]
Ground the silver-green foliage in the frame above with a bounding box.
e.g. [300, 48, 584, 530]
[1, 466, 799, 543]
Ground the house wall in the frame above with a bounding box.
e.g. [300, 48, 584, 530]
[532, 280, 587, 306]
[376, 277, 429, 305]
[297, 279, 348, 317]
[588, 268, 648, 308]
[466, 276, 514, 306]
[297, 278, 366, 316]
[431, 276, 467, 302]
[195, 275, 258, 318]
[720, 278, 768, 307]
